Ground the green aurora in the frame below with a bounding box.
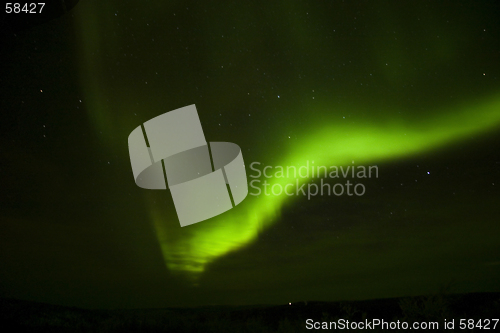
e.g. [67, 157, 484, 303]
[73, 1, 500, 281]
[146, 94, 500, 279]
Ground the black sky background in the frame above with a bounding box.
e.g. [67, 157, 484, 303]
[0, 0, 499, 309]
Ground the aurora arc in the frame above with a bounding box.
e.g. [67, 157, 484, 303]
[147, 94, 500, 278]
[72, 1, 500, 280]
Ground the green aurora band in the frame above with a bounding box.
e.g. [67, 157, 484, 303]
[147, 94, 500, 279]
[74, 2, 500, 281]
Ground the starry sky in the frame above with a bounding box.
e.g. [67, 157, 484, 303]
[1, 0, 499, 309]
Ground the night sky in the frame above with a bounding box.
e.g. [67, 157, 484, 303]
[1, 0, 500, 309]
